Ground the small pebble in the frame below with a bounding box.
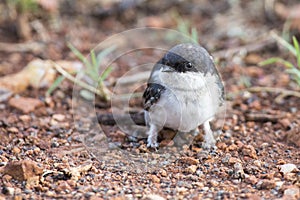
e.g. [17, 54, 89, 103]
[245, 175, 258, 185]
[256, 180, 276, 190]
[160, 169, 167, 177]
[279, 163, 298, 174]
[185, 165, 197, 174]
[2, 187, 15, 196]
[151, 175, 160, 183]
[283, 186, 300, 199]
[52, 114, 65, 121]
[143, 194, 166, 200]
[12, 147, 21, 154]
[179, 157, 199, 165]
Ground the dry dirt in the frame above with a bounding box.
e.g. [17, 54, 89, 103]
[0, 1, 299, 199]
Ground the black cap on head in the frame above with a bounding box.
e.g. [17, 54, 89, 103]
[158, 51, 198, 73]
[159, 43, 217, 75]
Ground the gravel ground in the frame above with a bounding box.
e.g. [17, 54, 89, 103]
[0, 1, 300, 199]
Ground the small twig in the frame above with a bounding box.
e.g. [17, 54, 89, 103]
[31, 20, 50, 42]
[247, 86, 300, 103]
[212, 36, 275, 60]
[51, 61, 111, 101]
[117, 71, 150, 85]
[247, 86, 300, 95]
[97, 112, 145, 126]
[270, 30, 296, 56]
[245, 113, 284, 122]
[228, 86, 300, 102]
[0, 42, 45, 53]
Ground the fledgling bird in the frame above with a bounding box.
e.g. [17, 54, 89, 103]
[143, 43, 224, 148]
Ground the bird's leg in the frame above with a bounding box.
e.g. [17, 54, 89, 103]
[189, 128, 200, 136]
[147, 124, 160, 148]
[202, 119, 216, 149]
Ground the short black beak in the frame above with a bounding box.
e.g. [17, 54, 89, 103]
[161, 65, 175, 72]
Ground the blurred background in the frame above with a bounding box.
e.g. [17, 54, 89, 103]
[0, 0, 299, 61]
[1, 0, 300, 97]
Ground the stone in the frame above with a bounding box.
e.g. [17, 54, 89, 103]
[52, 114, 65, 121]
[279, 163, 298, 174]
[245, 175, 258, 185]
[142, 194, 166, 200]
[279, 118, 291, 129]
[283, 186, 300, 199]
[253, 160, 262, 168]
[227, 144, 238, 151]
[228, 157, 242, 165]
[2, 187, 15, 196]
[256, 180, 276, 190]
[19, 115, 31, 122]
[8, 97, 43, 113]
[179, 157, 199, 165]
[55, 181, 72, 193]
[233, 162, 245, 179]
[209, 179, 219, 187]
[151, 175, 160, 183]
[247, 193, 262, 200]
[0, 88, 12, 103]
[12, 147, 21, 154]
[68, 162, 93, 181]
[7, 127, 18, 133]
[160, 169, 167, 177]
[0, 59, 82, 93]
[242, 145, 257, 159]
[185, 165, 197, 174]
[2, 160, 43, 181]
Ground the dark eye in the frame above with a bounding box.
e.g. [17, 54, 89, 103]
[186, 62, 193, 68]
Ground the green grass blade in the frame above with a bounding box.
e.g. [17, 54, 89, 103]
[67, 42, 100, 82]
[67, 42, 93, 69]
[286, 68, 300, 86]
[89, 50, 100, 82]
[259, 57, 282, 66]
[67, 43, 87, 63]
[238, 75, 252, 87]
[46, 75, 65, 96]
[292, 36, 300, 68]
[99, 66, 113, 83]
[93, 46, 116, 84]
[272, 31, 297, 55]
[277, 36, 297, 56]
[191, 28, 199, 44]
[286, 68, 300, 78]
[259, 57, 294, 69]
[177, 19, 190, 36]
[282, 20, 292, 42]
[84, 70, 98, 83]
[90, 49, 98, 70]
[96, 46, 116, 64]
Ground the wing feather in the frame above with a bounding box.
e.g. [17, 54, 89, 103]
[143, 83, 165, 110]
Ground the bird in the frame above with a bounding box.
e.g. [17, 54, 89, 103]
[143, 43, 224, 149]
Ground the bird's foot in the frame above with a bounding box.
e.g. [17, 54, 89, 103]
[147, 140, 159, 148]
[202, 120, 217, 150]
[147, 135, 159, 148]
[201, 140, 217, 150]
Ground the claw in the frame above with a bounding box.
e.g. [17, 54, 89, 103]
[202, 141, 216, 150]
[146, 124, 160, 149]
[147, 137, 159, 148]
[203, 120, 217, 150]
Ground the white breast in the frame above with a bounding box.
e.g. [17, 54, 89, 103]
[147, 70, 221, 132]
